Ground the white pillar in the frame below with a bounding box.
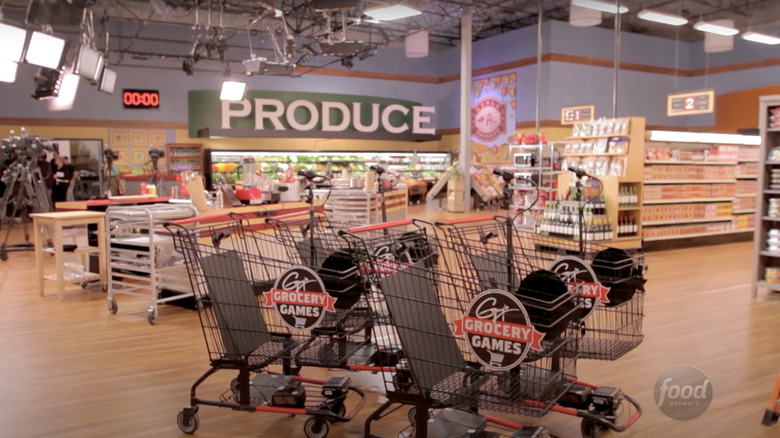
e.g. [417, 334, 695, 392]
[460, 8, 472, 212]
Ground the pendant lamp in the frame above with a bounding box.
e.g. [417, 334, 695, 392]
[569, 3, 602, 27]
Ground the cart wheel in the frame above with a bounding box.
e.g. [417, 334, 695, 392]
[0, 250, 7, 261]
[580, 419, 600, 438]
[107, 298, 118, 314]
[303, 417, 329, 438]
[230, 378, 240, 399]
[147, 306, 157, 325]
[326, 403, 346, 422]
[407, 407, 417, 425]
[81, 281, 88, 289]
[177, 410, 200, 434]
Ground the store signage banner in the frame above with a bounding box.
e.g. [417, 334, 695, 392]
[666, 89, 715, 117]
[188, 90, 437, 141]
[470, 73, 517, 146]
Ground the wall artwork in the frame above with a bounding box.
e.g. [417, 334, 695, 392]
[149, 130, 166, 146]
[470, 72, 516, 165]
[129, 130, 148, 147]
[109, 129, 128, 146]
[130, 148, 147, 165]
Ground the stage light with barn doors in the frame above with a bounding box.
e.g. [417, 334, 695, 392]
[99, 67, 116, 94]
[742, 31, 780, 45]
[47, 67, 80, 112]
[637, 9, 688, 26]
[220, 81, 247, 102]
[25, 31, 67, 70]
[0, 58, 18, 83]
[571, 0, 628, 14]
[569, 3, 601, 27]
[0, 22, 28, 63]
[74, 46, 105, 84]
[405, 30, 428, 58]
[364, 4, 421, 21]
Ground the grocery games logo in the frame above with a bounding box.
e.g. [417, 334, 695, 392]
[549, 256, 610, 321]
[264, 266, 336, 330]
[471, 98, 505, 142]
[453, 289, 544, 370]
[188, 90, 438, 141]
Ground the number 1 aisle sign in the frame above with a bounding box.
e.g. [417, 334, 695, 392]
[667, 89, 715, 117]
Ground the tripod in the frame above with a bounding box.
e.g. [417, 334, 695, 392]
[100, 150, 118, 198]
[0, 156, 52, 260]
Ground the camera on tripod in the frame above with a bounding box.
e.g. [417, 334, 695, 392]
[103, 148, 120, 161]
[148, 148, 165, 161]
[1, 135, 54, 162]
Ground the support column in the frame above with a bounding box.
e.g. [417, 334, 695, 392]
[460, 8, 473, 212]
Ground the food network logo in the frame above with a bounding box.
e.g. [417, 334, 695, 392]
[653, 365, 713, 420]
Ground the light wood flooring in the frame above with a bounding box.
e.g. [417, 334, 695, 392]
[1, 203, 779, 438]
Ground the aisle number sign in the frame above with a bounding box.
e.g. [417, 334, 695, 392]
[561, 105, 595, 125]
[667, 90, 715, 117]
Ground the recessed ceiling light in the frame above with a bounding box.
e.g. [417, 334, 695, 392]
[694, 20, 739, 36]
[637, 9, 688, 26]
[364, 4, 421, 21]
[571, 0, 628, 15]
[742, 31, 780, 45]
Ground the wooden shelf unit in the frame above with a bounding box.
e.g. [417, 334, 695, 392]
[166, 143, 203, 174]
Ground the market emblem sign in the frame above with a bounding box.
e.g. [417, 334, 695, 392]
[453, 289, 544, 370]
[471, 98, 505, 142]
[188, 90, 437, 141]
[549, 256, 610, 322]
[264, 266, 337, 330]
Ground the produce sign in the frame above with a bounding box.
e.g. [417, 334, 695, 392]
[548, 256, 610, 321]
[453, 289, 543, 370]
[264, 266, 336, 330]
[189, 90, 437, 141]
[666, 89, 715, 117]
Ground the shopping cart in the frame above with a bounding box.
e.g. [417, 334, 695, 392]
[165, 214, 366, 437]
[340, 224, 641, 438]
[436, 214, 646, 362]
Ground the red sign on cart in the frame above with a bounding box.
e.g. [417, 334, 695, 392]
[264, 266, 336, 330]
[453, 289, 543, 370]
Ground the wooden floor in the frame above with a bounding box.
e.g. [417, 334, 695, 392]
[1, 203, 780, 438]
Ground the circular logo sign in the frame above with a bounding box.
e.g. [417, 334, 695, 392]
[654, 365, 713, 420]
[264, 266, 336, 331]
[549, 256, 610, 321]
[471, 98, 506, 142]
[453, 289, 544, 370]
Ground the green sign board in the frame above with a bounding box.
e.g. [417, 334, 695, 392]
[188, 90, 438, 141]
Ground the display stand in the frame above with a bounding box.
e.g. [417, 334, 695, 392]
[166, 143, 203, 174]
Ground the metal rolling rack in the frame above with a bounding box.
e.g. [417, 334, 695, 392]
[106, 203, 199, 324]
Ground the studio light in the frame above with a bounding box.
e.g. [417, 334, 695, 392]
[74, 45, 105, 84]
[47, 68, 80, 111]
[0, 23, 27, 63]
[99, 67, 116, 94]
[742, 31, 780, 45]
[220, 80, 247, 101]
[571, 0, 628, 14]
[364, 4, 421, 21]
[637, 9, 688, 26]
[31, 67, 64, 100]
[0, 58, 18, 83]
[25, 31, 66, 70]
[647, 130, 761, 146]
[182, 57, 195, 76]
[694, 20, 739, 36]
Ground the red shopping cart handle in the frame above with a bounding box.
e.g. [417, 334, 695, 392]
[168, 212, 237, 225]
[266, 209, 324, 222]
[435, 215, 496, 226]
[347, 219, 412, 233]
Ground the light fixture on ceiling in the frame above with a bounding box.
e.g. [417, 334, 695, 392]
[74, 46, 105, 84]
[47, 67, 80, 111]
[569, 3, 602, 27]
[647, 130, 761, 146]
[99, 67, 117, 94]
[31, 67, 64, 100]
[694, 20, 739, 36]
[364, 4, 422, 21]
[0, 22, 28, 63]
[742, 31, 780, 45]
[25, 31, 67, 70]
[220, 80, 247, 101]
[0, 58, 18, 83]
[571, 0, 628, 15]
[637, 9, 688, 26]
[405, 30, 428, 58]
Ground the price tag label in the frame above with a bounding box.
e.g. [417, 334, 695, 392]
[561, 105, 595, 125]
[667, 90, 714, 116]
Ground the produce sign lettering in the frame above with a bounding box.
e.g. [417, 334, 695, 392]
[264, 266, 336, 330]
[548, 256, 610, 321]
[453, 290, 543, 370]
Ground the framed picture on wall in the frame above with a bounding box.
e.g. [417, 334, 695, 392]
[129, 130, 148, 147]
[149, 130, 166, 146]
[130, 148, 147, 165]
[109, 129, 128, 146]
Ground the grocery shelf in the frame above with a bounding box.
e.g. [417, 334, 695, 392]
[560, 153, 626, 157]
[756, 281, 780, 292]
[645, 160, 738, 166]
[764, 190, 780, 195]
[644, 228, 753, 242]
[739, 159, 759, 163]
[736, 193, 758, 197]
[643, 217, 734, 226]
[763, 217, 780, 221]
[760, 251, 780, 258]
[644, 179, 736, 185]
[734, 209, 757, 214]
[736, 175, 758, 179]
[565, 134, 629, 140]
[618, 206, 642, 211]
[767, 161, 780, 166]
[643, 197, 733, 205]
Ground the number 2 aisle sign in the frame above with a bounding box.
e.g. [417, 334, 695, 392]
[667, 89, 714, 116]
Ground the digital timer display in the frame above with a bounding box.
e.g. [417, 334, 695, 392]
[123, 89, 160, 109]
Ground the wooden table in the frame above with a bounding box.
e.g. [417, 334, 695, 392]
[30, 211, 107, 300]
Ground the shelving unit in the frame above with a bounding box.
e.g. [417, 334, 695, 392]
[539, 116, 645, 249]
[642, 139, 758, 242]
[509, 142, 559, 228]
[166, 143, 203, 174]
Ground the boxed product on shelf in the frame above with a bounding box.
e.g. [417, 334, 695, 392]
[737, 162, 759, 177]
[642, 202, 733, 223]
[570, 117, 630, 137]
[735, 214, 756, 230]
[643, 183, 736, 200]
[733, 196, 757, 212]
[645, 146, 739, 163]
[643, 221, 734, 239]
[644, 165, 735, 181]
[737, 179, 758, 195]
[739, 147, 760, 162]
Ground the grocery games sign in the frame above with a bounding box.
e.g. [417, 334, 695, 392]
[188, 90, 438, 140]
